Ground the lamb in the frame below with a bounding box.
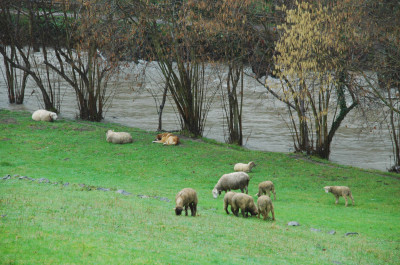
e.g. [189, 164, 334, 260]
[324, 186, 355, 207]
[256, 181, 276, 200]
[32, 109, 58, 122]
[106, 130, 133, 144]
[257, 195, 275, 221]
[231, 193, 258, 218]
[175, 188, 198, 216]
[234, 161, 256, 172]
[212, 172, 250, 199]
[223, 191, 236, 214]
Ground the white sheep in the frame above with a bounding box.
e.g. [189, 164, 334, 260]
[175, 188, 198, 216]
[223, 191, 236, 214]
[324, 186, 355, 207]
[234, 161, 256, 172]
[106, 130, 133, 144]
[256, 181, 276, 200]
[212, 172, 250, 199]
[32, 109, 58, 122]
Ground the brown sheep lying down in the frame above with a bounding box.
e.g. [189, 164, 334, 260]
[257, 195, 275, 221]
[223, 191, 236, 214]
[175, 188, 198, 216]
[256, 181, 276, 200]
[324, 186, 355, 207]
[231, 193, 258, 218]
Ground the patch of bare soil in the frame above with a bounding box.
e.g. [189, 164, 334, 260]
[0, 118, 18, 124]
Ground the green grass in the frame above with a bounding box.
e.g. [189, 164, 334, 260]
[0, 109, 399, 264]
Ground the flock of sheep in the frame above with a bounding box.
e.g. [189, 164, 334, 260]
[32, 109, 355, 220]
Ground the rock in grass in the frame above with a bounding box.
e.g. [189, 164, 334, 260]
[63, 183, 70, 186]
[117, 189, 131, 196]
[287, 221, 300, 226]
[19, 176, 27, 180]
[97, 187, 110, 192]
[328, 230, 336, 235]
[38, 178, 50, 183]
[310, 228, 322, 232]
[2, 175, 11, 180]
[345, 232, 359, 236]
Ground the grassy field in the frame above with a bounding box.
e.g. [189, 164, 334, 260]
[0, 109, 399, 264]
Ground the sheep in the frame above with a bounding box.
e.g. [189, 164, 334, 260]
[223, 191, 236, 214]
[257, 195, 275, 221]
[212, 172, 250, 199]
[175, 188, 198, 216]
[106, 130, 133, 144]
[234, 161, 256, 172]
[324, 186, 355, 207]
[152, 132, 180, 145]
[231, 193, 258, 218]
[32, 109, 58, 122]
[255, 181, 276, 200]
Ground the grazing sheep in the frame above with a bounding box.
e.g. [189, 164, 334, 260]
[223, 191, 236, 214]
[234, 161, 256, 172]
[231, 193, 258, 218]
[32, 109, 57, 122]
[324, 186, 355, 207]
[106, 130, 133, 144]
[212, 172, 250, 199]
[175, 188, 198, 216]
[152, 132, 180, 145]
[256, 181, 276, 200]
[257, 195, 275, 221]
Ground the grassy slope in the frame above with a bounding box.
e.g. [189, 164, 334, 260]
[0, 110, 399, 264]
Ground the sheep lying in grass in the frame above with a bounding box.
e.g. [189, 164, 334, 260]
[223, 191, 236, 214]
[234, 161, 256, 172]
[324, 186, 355, 207]
[256, 181, 276, 200]
[231, 193, 258, 218]
[32, 109, 58, 122]
[257, 195, 275, 221]
[106, 130, 133, 144]
[212, 172, 250, 199]
[175, 188, 198, 216]
[152, 132, 180, 145]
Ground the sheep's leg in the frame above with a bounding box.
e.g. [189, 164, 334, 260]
[257, 208, 260, 219]
[245, 186, 248, 194]
[224, 202, 229, 214]
[241, 209, 247, 218]
[190, 203, 196, 216]
[271, 205, 275, 221]
[335, 195, 339, 204]
[240, 188, 244, 193]
[350, 193, 355, 205]
[263, 210, 267, 220]
[344, 194, 348, 207]
[185, 206, 188, 216]
[193, 203, 197, 216]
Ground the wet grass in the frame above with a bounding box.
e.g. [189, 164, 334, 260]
[0, 109, 399, 264]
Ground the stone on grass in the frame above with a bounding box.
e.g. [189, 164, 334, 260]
[287, 221, 300, 226]
[345, 232, 359, 236]
[3, 175, 11, 180]
[328, 230, 336, 235]
[310, 228, 322, 232]
[117, 189, 131, 196]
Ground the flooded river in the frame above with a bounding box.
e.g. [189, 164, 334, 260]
[0, 60, 393, 171]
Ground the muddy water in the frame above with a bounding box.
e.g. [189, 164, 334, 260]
[0, 60, 393, 171]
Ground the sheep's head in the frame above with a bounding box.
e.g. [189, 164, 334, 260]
[49, 112, 58, 121]
[175, 206, 183, 215]
[212, 188, 220, 199]
[249, 161, 256, 168]
[323, 186, 331, 193]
